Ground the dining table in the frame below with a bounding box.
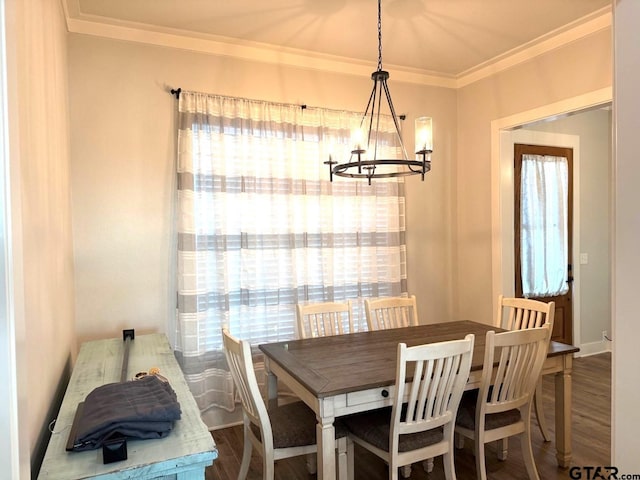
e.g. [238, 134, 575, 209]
[259, 319, 579, 480]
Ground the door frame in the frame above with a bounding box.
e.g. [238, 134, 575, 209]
[514, 143, 575, 344]
[0, 1, 19, 476]
[490, 87, 611, 354]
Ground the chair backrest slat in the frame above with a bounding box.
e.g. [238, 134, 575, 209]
[497, 295, 555, 332]
[365, 295, 419, 331]
[296, 301, 353, 339]
[391, 334, 475, 440]
[481, 325, 551, 415]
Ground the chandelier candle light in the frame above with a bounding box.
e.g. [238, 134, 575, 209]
[325, 0, 433, 185]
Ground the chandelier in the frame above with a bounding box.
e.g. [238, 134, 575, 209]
[325, 0, 433, 185]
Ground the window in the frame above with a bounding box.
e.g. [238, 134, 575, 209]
[175, 91, 407, 412]
[520, 153, 569, 298]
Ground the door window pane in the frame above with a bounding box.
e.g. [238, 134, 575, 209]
[520, 154, 569, 297]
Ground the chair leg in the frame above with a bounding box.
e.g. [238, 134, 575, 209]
[521, 402, 540, 480]
[520, 430, 541, 479]
[390, 463, 399, 480]
[260, 441, 275, 480]
[238, 424, 252, 480]
[497, 438, 508, 461]
[263, 454, 275, 480]
[534, 380, 552, 442]
[475, 440, 488, 480]
[305, 453, 317, 475]
[400, 464, 412, 478]
[422, 458, 434, 473]
[443, 451, 456, 480]
[347, 437, 355, 480]
[455, 433, 465, 449]
[336, 437, 348, 480]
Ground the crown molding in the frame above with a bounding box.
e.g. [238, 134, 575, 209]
[64, 6, 611, 91]
[456, 7, 612, 88]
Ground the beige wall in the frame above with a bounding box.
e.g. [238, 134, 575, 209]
[67, 34, 458, 341]
[456, 28, 612, 325]
[66, 20, 615, 345]
[66, 21, 614, 343]
[4, 0, 76, 476]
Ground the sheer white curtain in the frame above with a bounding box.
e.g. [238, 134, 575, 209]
[520, 153, 569, 298]
[174, 91, 407, 413]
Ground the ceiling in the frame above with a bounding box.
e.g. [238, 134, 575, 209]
[64, 0, 611, 79]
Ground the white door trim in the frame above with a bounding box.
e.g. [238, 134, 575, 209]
[490, 87, 612, 352]
[0, 0, 19, 476]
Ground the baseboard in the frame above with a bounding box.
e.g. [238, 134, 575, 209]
[32, 355, 73, 478]
[575, 340, 612, 357]
[202, 407, 243, 431]
[200, 358, 301, 431]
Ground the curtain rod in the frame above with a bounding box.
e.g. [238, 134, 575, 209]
[170, 88, 307, 110]
[169, 86, 308, 110]
[166, 88, 408, 119]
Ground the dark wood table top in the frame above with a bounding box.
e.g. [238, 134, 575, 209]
[259, 320, 580, 399]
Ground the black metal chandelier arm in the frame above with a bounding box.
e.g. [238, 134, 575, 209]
[381, 80, 400, 133]
[334, 170, 424, 179]
[360, 76, 378, 131]
[381, 79, 410, 160]
[407, 162, 431, 173]
[367, 80, 380, 153]
[372, 80, 385, 160]
[332, 157, 429, 185]
[334, 159, 426, 171]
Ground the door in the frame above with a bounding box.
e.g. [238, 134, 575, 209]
[514, 144, 573, 344]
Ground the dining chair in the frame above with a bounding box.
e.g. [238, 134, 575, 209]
[296, 300, 354, 339]
[364, 294, 424, 477]
[221, 328, 353, 480]
[454, 325, 552, 480]
[295, 300, 354, 473]
[497, 295, 555, 443]
[365, 295, 418, 331]
[343, 334, 475, 480]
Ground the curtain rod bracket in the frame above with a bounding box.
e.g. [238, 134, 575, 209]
[170, 88, 182, 99]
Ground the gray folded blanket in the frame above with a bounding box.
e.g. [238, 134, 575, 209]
[70, 375, 182, 451]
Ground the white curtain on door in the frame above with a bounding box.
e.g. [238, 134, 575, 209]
[520, 153, 569, 298]
[174, 91, 408, 413]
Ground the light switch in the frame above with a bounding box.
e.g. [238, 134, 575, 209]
[579, 253, 588, 265]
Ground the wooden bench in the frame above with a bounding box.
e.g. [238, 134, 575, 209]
[38, 333, 217, 479]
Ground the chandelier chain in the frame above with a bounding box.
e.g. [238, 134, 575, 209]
[377, 0, 383, 71]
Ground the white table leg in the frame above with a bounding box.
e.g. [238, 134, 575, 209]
[316, 412, 336, 480]
[555, 355, 573, 467]
[263, 358, 279, 410]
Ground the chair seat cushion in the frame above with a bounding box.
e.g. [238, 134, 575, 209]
[250, 401, 348, 449]
[455, 389, 522, 431]
[343, 406, 444, 453]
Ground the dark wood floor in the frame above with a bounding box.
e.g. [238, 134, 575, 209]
[207, 352, 610, 480]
